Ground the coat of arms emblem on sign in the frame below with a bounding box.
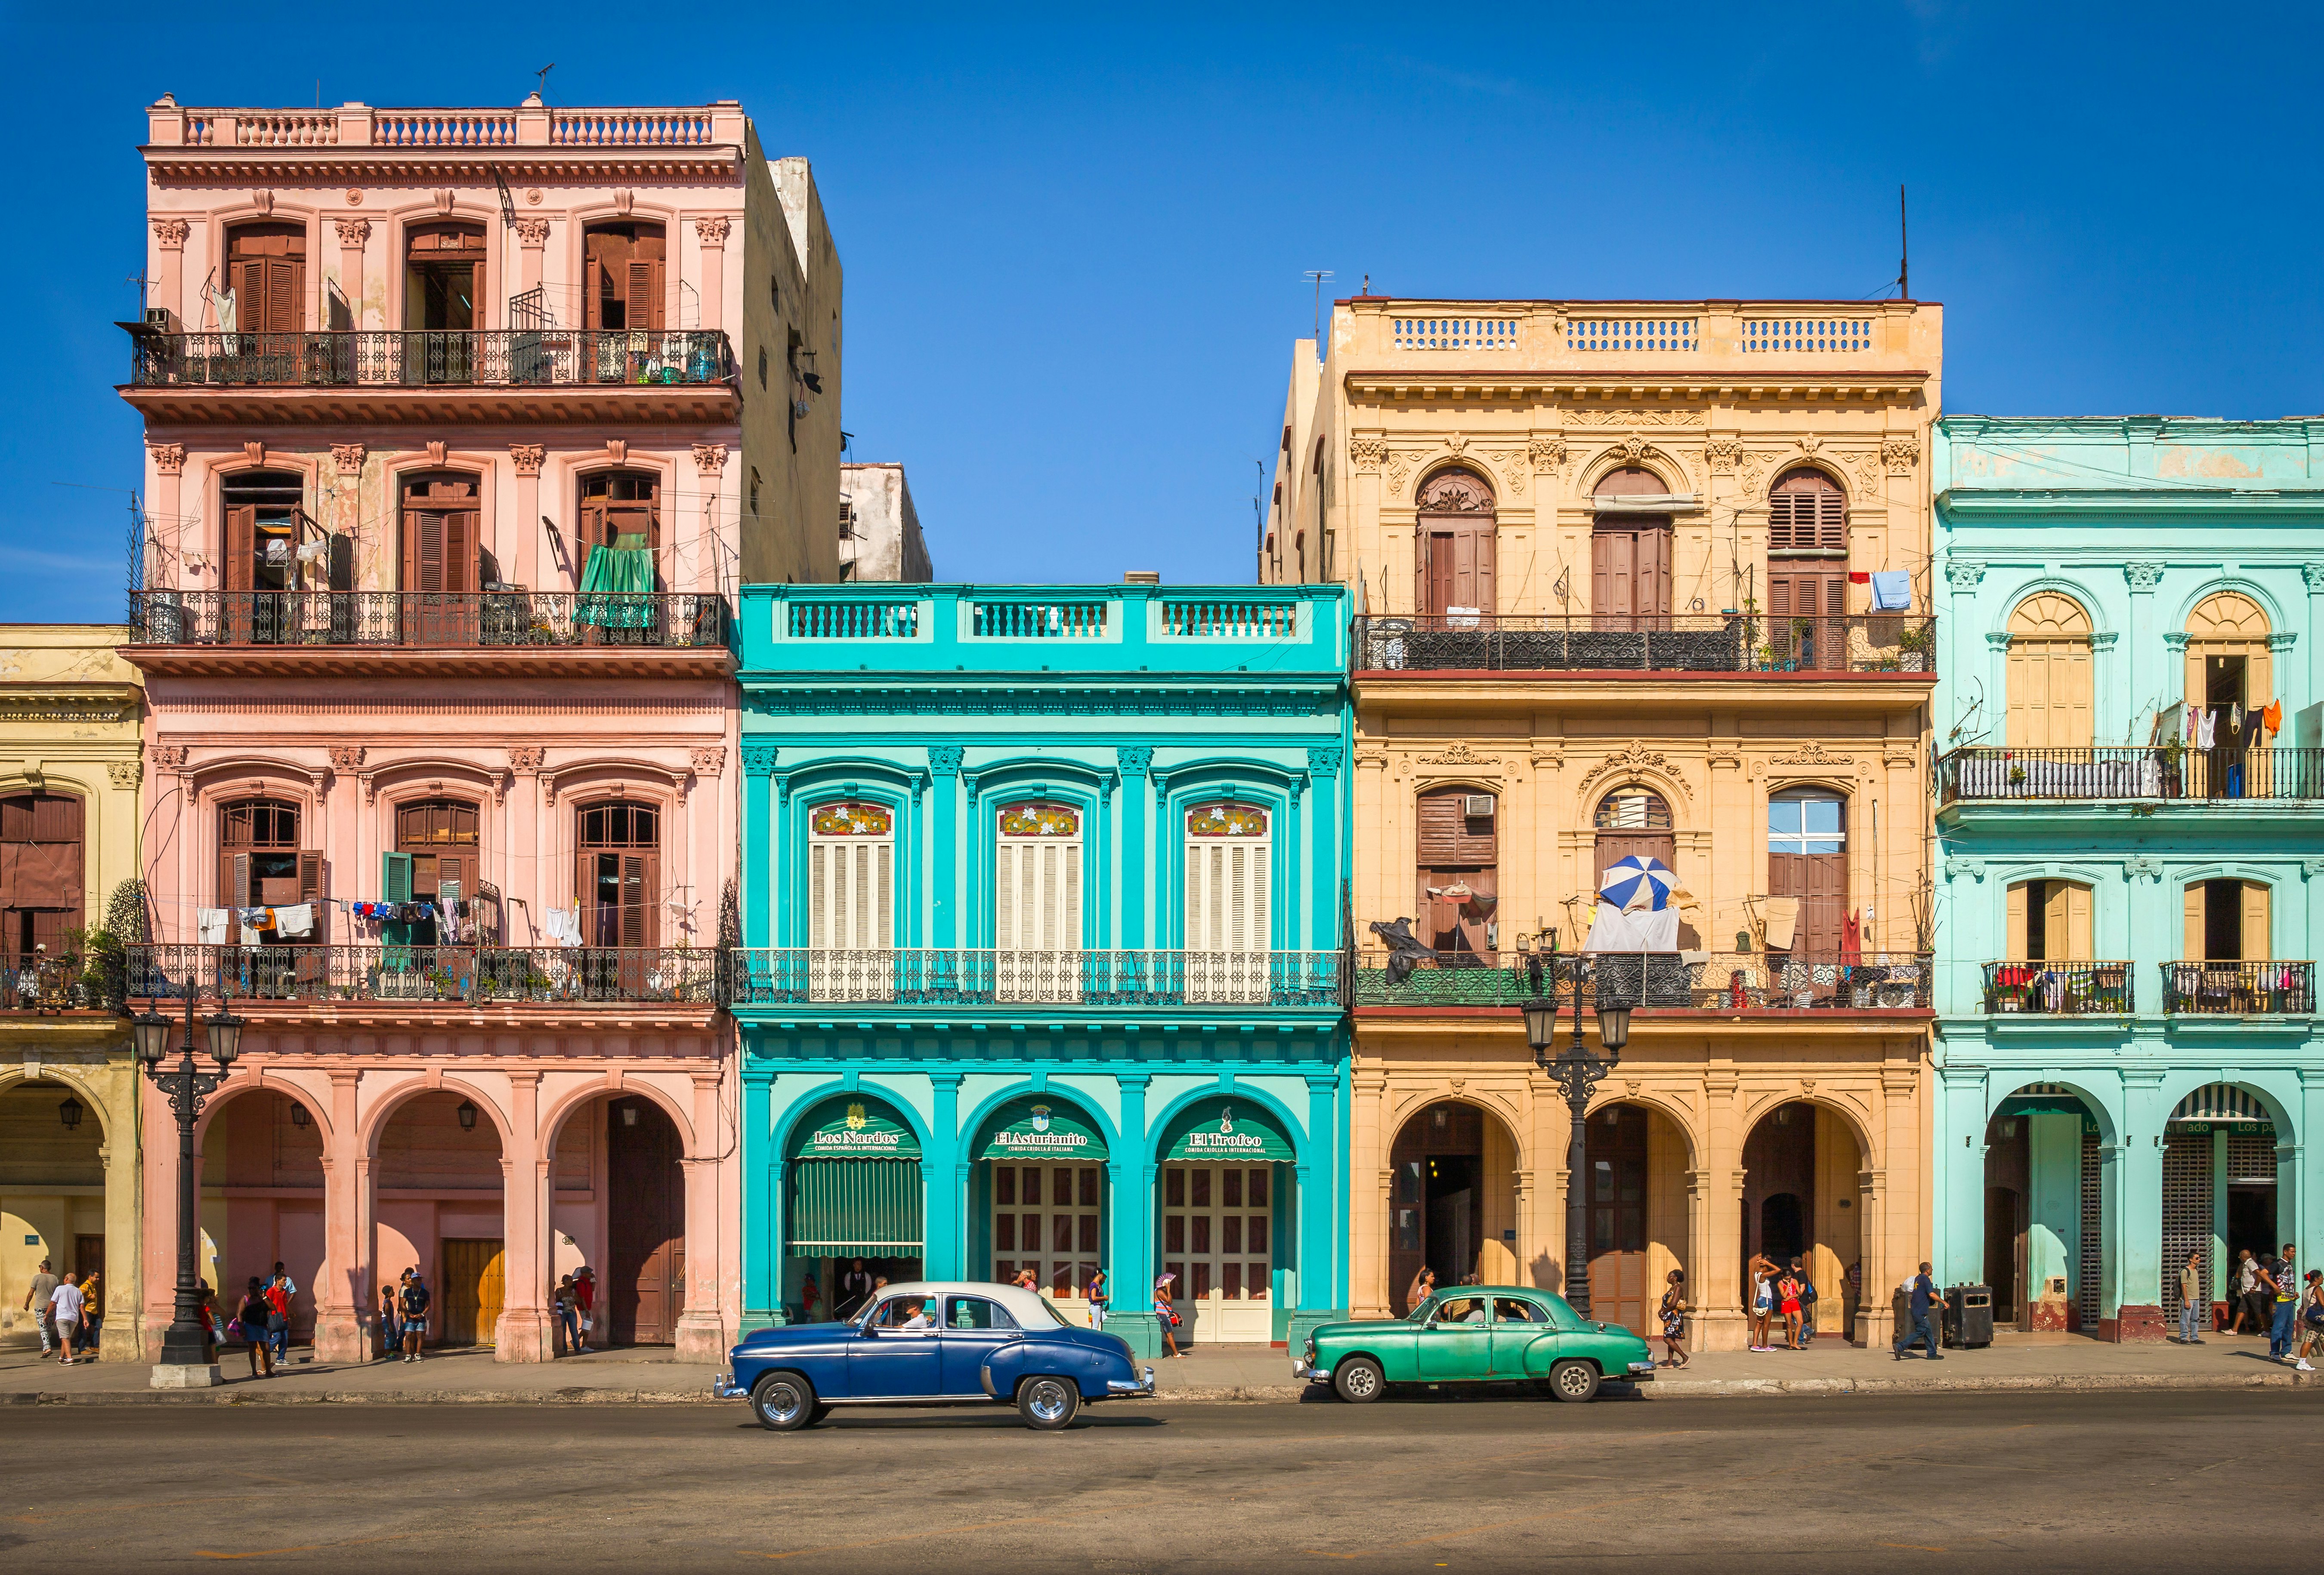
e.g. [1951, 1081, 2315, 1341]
[1030, 1104, 1051, 1132]
[845, 1102, 867, 1130]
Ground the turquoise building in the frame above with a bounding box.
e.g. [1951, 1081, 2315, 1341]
[1932, 415, 2324, 1340]
[734, 582, 1351, 1356]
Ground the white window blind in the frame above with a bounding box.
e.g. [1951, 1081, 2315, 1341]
[1186, 829, 1270, 1002]
[808, 834, 892, 1000]
[996, 829, 1081, 1002]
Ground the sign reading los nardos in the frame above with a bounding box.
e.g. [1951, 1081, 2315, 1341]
[795, 1098, 921, 1158]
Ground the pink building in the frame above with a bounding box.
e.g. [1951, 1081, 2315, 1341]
[121, 94, 843, 1363]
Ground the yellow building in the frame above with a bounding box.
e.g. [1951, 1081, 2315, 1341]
[1267, 300, 1940, 1349]
[0, 626, 145, 1359]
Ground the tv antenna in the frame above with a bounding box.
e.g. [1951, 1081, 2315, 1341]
[1303, 269, 1335, 343]
[1898, 184, 1910, 300]
[534, 63, 556, 99]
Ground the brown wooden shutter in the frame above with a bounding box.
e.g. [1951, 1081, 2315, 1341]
[1590, 533, 1613, 616]
[1415, 791, 1495, 866]
[266, 257, 302, 335]
[625, 260, 664, 332]
[224, 507, 257, 593]
[619, 853, 651, 947]
[232, 851, 253, 910]
[584, 232, 609, 330]
[445, 510, 476, 594]
[1423, 532, 1454, 616]
[1768, 576, 1792, 619]
[578, 850, 599, 944]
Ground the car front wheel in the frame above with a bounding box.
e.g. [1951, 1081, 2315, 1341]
[1018, 1376, 1081, 1430]
[1333, 1356, 1385, 1404]
[1547, 1359, 1600, 1403]
[752, 1371, 818, 1431]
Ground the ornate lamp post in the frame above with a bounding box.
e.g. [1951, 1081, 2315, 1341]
[133, 988, 245, 1386]
[1520, 950, 1632, 1320]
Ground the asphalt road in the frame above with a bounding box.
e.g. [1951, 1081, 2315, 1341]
[3, 1389, 2315, 1572]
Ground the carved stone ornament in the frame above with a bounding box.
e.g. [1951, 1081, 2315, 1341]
[345, 188, 363, 206]
[688, 746, 726, 777]
[509, 444, 545, 477]
[2122, 855, 2162, 882]
[1528, 436, 1567, 473]
[2302, 858, 2324, 880]
[1416, 469, 1496, 515]
[243, 441, 266, 467]
[334, 217, 371, 247]
[1944, 560, 1987, 591]
[148, 442, 186, 477]
[604, 439, 628, 466]
[1307, 743, 1345, 777]
[1768, 740, 1855, 769]
[506, 746, 545, 772]
[513, 217, 550, 246]
[1414, 739, 1502, 770]
[1619, 435, 1649, 463]
[433, 189, 456, 215]
[2124, 562, 2164, 591]
[692, 443, 729, 476]
[930, 744, 966, 776]
[1738, 452, 1781, 495]
[425, 441, 447, 466]
[1575, 743, 1690, 799]
[694, 217, 732, 247]
[253, 190, 275, 215]
[1882, 435, 1921, 473]
[1495, 452, 1528, 496]
[740, 741, 779, 776]
[1797, 434, 1822, 456]
[327, 745, 365, 771]
[151, 217, 190, 248]
[1571, 408, 1705, 427]
[525, 188, 543, 206]
[1706, 438, 1742, 474]
[2304, 564, 2324, 594]
[1445, 434, 1468, 455]
[1347, 437, 1385, 474]
[1383, 451, 1415, 492]
[331, 442, 365, 477]
[150, 745, 189, 771]
[107, 760, 143, 791]
[1850, 452, 1885, 495]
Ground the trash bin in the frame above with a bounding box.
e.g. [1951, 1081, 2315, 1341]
[1944, 1284, 1993, 1349]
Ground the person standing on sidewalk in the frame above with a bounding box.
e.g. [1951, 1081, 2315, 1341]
[1746, 1253, 1777, 1351]
[1153, 1272, 1184, 1359]
[72, 1269, 100, 1360]
[379, 1281, 402, 1359]
[555, 1274, 580, 1355]
[2225, 1249, 2259, 1335]
[2176, 1250, 2207, 1344]
[47, 1272, 83, 1365]
[572, 1266, 596, 1352]
[1086, 1268, 1108, 1331]
[263, 1272, 292, 1368]
[23, 1258, 57, 1357]
[1656, 1269, 1690, 1369]
[1791, 1256, 1820, 1346]
[2293, 1269, 2324, 1373]
[1893, 1262, 1945, 1361]
[237, 1278, 275, 1379]
[1777, 1266, 1804, 1350]
[2265, 1244, 2300, 1362]
[399, 1270, 430, 1363]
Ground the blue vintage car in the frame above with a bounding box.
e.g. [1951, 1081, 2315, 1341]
[715, 1281, 1156, 1431]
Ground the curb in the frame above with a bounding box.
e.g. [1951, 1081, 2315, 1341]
[1640, 1369, 2319, 1400]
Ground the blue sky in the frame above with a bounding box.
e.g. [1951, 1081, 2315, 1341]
[1, 3, 2316, 618]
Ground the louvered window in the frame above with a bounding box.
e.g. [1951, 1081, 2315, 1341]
[996, 803, 1081, 1003]
[1415, 787, 1496, 961]
[576, 801, 658, 949]
[808, 801, 893, 1001]
[219, 797, 320, 944]
[226, 222, 306, 336]
[1768, 468, 1848, 553]
[1186, 802, 1270, 1003]
[584, 222, 667, 331]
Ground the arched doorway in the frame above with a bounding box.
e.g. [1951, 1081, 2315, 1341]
[376, 1091, 505, 1348]
[1592, 466, 1672, 627]
[974, 1094, 1106, 1324]
[1155, 1096, 1297, 1343]
[1, 1079, 109, 1349]
[1984, 1085, 2101, 1331]
[2165, 1083, 2283, 1339]
[1766, 467, 1849, 669]
[1740, 1100, 1866, 1339]
[545, 1092, 687, 1349]
[1584, 1101, 1691, 1337]
[198, 1087, 324, 1353]
[1388, 1099, 1519, 1312]
[1414, 468, 1496, 618]
[783, 1093, 923, 1323]
[2185, 591, 2271, 797]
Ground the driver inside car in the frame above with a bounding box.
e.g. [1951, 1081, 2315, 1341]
[898, 1299, 936, 1331]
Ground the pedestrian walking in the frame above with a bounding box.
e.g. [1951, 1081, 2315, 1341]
[1406, 1265, 1437, 1316]
[1777, 1267, 1804, 1350]
[572, 1266, 595, 1351]
[23, 1258, 57, 1356]
[237, 1277, 275, 1378]
[2265, 1244, 2300, 1362]
[1746, 1253, 1777, 1351]
[263, 1272, 292, 1367]
[48, 1272, 84, 1365]
[1656, 1269, 1690, 1368]
[797, 1274, 822, 1324]
[399, 1270, 430, 1362]
[2224, 1249, 2259, 1335]
[1153, 1272, 1185, 1358]
[1892, 1261, 1946, 1361]
[73, 1269, 101, 1359]
[1011, 1266, 1039, 1294]
[1790, 1256, 1819, 1346]
[379, 1281, 400, 1359]
[2294, 1269, 2324, 1374]
[2175, 1249, 2207, 1344]
[1086, 1268, 1108, 1331]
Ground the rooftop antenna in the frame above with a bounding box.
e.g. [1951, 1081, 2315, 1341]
[491, 166, 518, 227]
[1303, 269, 1335, 344]
[534, 63, 556, 99]
[1898, 184, 1910, 301]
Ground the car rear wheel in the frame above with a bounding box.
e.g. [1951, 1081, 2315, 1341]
[1547, 1359, 1600, 1403]
[751, 1371, 817, 1431]
[1018, 1376, 1081, 1430]
[1333, 1356, 1385, 1404]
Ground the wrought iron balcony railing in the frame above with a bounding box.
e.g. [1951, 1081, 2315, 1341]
[126, 944, 721, 1007]
[2160, 960, 2315, 1016]
[2, 951, 110, 1013]
[1354, 950, 1931, 1009]
[127, 328, 736, 391]
[127, 590, 729, 651]
[1352, 613, 1934, 675]
[728, 948, 1345, 1009]
[1940, 746, 2324, 803]
[1982, 960, 2135, 1015]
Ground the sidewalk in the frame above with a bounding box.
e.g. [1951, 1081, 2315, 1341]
[4, 1330, 2315, 1406]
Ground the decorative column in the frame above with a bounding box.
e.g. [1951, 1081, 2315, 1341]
[508, 445, 544, 592]
[1111, 1074, 1159, 1356]
[333, 217, 370, 329]
[514, 217, 549, 297]
[2108, 1070, 2168, 1341]
[497, 1073, 554, 1361]
[1305, 745, 1342, 951]
[313, 1071, 367, 1363]
[742, 1068, 779, 1331]
[692, 443, 728, 596]
[2126, 563, 2164, 730]
[1289, 1069, 1346, 1348]
[1944, 558, 1985, 723]
[676, 1071, 728, 1362]
[2304, 566, 2324, 714]
[1698, 1065, 1749, 1350]
[929, 746, 962, 947]
[742, 743, 777, 947]
[692, 217, 729, 333]
[1935, 1064, 1990, 1293]
[1116, 746, 1151, 948]
[150, 217, 189, 326]
[1349, 1067, 1389, 1319]
[928, 1071, 963, 1281]
[147, 442, 187, 595]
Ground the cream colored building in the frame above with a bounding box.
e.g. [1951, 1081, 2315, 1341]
[0, 626, 145, 1358]
[1267, 300, 1941, 1349]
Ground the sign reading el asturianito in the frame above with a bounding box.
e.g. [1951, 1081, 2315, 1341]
[978, 1099, 1109, 1160]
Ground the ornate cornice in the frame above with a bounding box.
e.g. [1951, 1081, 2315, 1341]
[693, 216, 732, 247]
[1574, 741, 1691, 799]
[143, 147, 748, 189]
[0, 695, 137, 724]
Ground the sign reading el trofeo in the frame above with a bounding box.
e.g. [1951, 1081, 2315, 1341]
[1163, 1102, 1295, 1162]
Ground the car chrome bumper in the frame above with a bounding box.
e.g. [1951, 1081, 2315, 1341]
[713, 1370, 748, 1400]
[1106, 1365, 1156, 1397]
[1625, 1361, 1657, 1382]
[1293, 1358, 1326, 1381]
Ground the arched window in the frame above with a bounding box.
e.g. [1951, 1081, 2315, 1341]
[399, 473, 483, 643]
[582, 222, 667, 332]
[578, 470, 663, 584]
[996, 802, 1081, 1001]
[1415, 786, 1496, 962]
[1765, 788, 1845, 955]
[1186, 802, 1270, 1002]
[0, 792, 83, 973]
[404, 222, 485, 332]
[2006, 592, 2094, 748]
[219, 797, 317, 941]
[806, 801, 893, 1001]
[2185, 592, 2272, 764]
[2007, 879, 2093, 961]
[1414, 468, 1496, 618]
[1768, 468, 1849, 669]
[218, 469, 309, 643]
[1592, 467, 1672, 620]
[577, 800, 658, 947]
[388, 798, 482, 945]
[225, 221, 306, 336]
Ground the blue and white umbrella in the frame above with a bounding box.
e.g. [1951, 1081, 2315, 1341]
[1598, 855, 1676, 913]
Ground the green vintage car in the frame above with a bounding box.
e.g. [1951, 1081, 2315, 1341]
[1295, 1287, 1656, 1403]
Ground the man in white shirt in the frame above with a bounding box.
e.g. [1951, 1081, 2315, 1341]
[48, 1272, 85, 1366]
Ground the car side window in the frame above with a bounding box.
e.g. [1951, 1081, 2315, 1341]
[1493, 1297, 1548, 1324]
[1432, 1295, 1487, 1326]
[868, 1296, 935, 1330]
[945, 1296, 1018, 1331]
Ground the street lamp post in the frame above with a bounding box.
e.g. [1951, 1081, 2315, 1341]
[1520, 949, 1632, 1321]
[133, 987, 245, 1387]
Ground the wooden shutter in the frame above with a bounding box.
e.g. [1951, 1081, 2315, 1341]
[619, 853, 654, 947]
[1415, 791, 1495, 866]
[406, 510, 441, 592]
[231, 852, 253, 910]
[2063, 882, 2092, 961]
[1453, 524, 1494, 613]
[2006, 882, 2029, 959]
[1802, 851, 1845, 955]
[810, 837, 892, 950]
[626, 259, 665, 331]
[577, 850, 601, 943]
[1590, 532, 1614, 616]
[224, 507, 257, 593]
[1423, 532, 1454, 616]
[1188, 836, 1270, 951]
[2242, 882, 2270, 961]
[2040, 882, 2092, 962]
[997, 837, 1080, 951]
[2183, 884, 2203, 960]
[381, 851, 413, 904]
[1769, 473, 1847, 551]
[445, 510, 476, 594]
[584, 230, 618, 330]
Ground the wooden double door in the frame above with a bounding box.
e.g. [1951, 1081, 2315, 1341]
[1586, 1105, 1652, 1336]
[609, 1096, 685, 1346]
[441, 1238, 505, 1346]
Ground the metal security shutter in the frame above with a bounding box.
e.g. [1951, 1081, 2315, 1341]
[2161, 1134, 2212, 1326]
[788, 1158, 923, 1256]
[2078, 1130, 2102, 1330]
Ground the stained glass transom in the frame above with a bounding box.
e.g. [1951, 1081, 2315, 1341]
[999, 802, 1081, 838]
[811, 801, 893, 837]
[1188, 802, 1269, 838]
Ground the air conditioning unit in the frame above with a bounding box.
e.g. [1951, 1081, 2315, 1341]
[145, 306, 182, 334]
[1463, 794, 1495, 820]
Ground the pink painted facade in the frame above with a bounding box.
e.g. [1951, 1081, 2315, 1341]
[122, 95, 844, 1363]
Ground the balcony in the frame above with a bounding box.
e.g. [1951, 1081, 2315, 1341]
[121, 328, 738, 424]
[124, 590, 731, 679]
[126, 944, 721, 1011]
[1981, 960, 2135, 1015]
[1354, 950, 1931, 1011]
[1940, 747, 2324, 805]
[729, 949, 1345, 1010]
[2160, 960, 2315, 1016]
[0, 952, 118, 1015]
[1351, 614, 1934, 677]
